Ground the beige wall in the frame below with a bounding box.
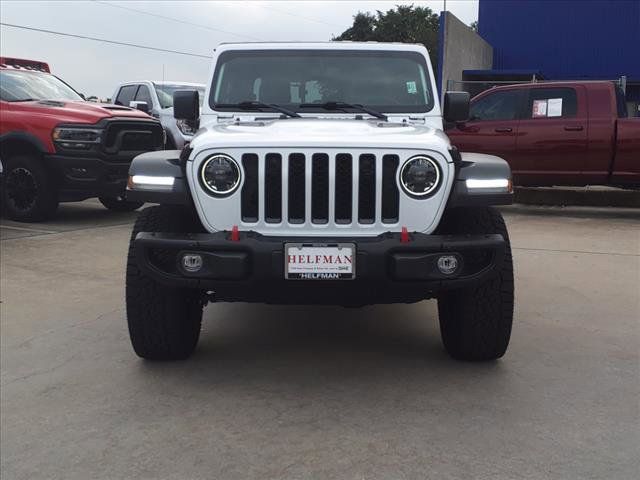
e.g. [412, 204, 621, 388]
[440, 12, 493, 97]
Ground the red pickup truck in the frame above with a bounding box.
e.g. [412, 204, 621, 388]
[447, 81, 640, 188]
[0, 57, 164, 222]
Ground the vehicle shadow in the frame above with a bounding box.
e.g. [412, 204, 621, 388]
[0, 199, 141, 232]
[501, 204, 640, 221]
[136, 301, 508, 391]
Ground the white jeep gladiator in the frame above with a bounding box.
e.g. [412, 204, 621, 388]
[125, 42, 514, 362]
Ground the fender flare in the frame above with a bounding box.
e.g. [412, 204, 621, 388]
[126, 150, 192, 205]
[447, 151, 513, 207]
[0, 131, 48, 154]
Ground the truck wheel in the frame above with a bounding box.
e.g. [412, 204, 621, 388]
[126, 205, 204, 360]
[99, 196, 144, 212]
[1, 155, 58, 222]
[437, 207, 514, 361]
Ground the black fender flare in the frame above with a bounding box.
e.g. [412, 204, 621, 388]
[126, 150, 192, 205]
[0, 131, 48, 155]
[447, 151, 514, 207]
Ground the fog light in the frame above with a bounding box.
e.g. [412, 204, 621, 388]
[437, 255, 459, 275]
[181, 253, 203, 272]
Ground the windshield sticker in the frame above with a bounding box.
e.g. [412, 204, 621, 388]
[532, 99, 548, 117]
[406, 81, 417, 94]
[547, 98, 563, 117]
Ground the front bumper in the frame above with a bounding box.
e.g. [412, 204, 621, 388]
[134, 231, 506, 305]
[43, 154, 132, 201]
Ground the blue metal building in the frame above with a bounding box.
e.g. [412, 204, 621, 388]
[475, 0, 640, 103]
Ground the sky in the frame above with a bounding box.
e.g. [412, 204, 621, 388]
[0, 0, 478, 99]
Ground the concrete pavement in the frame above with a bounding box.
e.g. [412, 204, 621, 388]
[1, 200, 639, 480]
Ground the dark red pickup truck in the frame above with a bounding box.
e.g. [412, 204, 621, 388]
[447, 81, 640, 188]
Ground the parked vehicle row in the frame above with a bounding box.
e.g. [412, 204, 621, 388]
[0, 57, 203, 221]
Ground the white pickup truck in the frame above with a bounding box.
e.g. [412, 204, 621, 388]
[124, 42, 515, 362]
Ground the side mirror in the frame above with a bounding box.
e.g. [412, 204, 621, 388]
[173, 90, 199, 121]
[129, 101, 149, 113]
[443, 91, 470, 123]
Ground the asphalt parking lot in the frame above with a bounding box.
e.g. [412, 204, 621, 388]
[1, 200, 639, 480]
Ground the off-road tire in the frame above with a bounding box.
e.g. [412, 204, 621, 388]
[437, 207, 514, 361]
[126, 205, 204, 360]
[1, 155, 58, 222]
[99, 196, 144, 212]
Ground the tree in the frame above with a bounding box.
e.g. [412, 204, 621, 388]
[334, 5, 440, 71]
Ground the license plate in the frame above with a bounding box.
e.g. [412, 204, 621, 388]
[285, 243, 355, 280]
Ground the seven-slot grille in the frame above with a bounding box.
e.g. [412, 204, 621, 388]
[240, 153, 400, 226]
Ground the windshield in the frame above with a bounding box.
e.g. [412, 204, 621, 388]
[154, 83, 205, 109]
[211, 49, 434, 114]
[0, 70, 83, 102]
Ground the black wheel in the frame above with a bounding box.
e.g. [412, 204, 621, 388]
[126, 205, 204, 360]
[437, 207, 514, 361]
[1, 155, 58, 222]
[99, 195, 144, 212]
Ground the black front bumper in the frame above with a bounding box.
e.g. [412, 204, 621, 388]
[134, 231, 506, 305]
[43, 154, 132, 201]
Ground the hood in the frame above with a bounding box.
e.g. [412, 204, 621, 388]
[8, 100, 154, 124]
[190, 118, 451, 152]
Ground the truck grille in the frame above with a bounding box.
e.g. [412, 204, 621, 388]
[240, 152, 400, 226]
[102, 121, 164, 157]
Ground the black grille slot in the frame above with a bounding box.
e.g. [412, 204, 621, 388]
[241, 154, 259, 222]
[358, 154, 376, 224]
[288, 153, 306, 224]
[381, 155, 399, 223]
[311, 153, 329, 224]
[264, 153, 282, 223]
[334, 154, 352, 224]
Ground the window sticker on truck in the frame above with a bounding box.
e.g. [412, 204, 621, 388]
[532, 98, 563, 118]
[532, 99, 548, 117]
[547, 98, 563, 117]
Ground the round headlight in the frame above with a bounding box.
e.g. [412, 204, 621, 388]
[199, 154, 241, 196]
[400, 155, 441, 197]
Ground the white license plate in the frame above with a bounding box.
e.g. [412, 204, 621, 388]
[285, 243, 355, 280]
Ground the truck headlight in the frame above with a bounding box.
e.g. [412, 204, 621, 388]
[400, 155, 441, 197]
[176, 119, 197, 136]
[199, 154, 241, 196]
[52, 127, 102, 149]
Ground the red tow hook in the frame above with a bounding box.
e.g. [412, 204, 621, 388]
[400, 226, 410, 243]
[230, 225, 240, 242]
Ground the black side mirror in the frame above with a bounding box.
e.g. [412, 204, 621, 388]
[443, 91, 470, 123]
[174, 90, 199, 121]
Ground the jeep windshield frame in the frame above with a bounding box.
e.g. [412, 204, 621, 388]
[209, 49, 435, 115]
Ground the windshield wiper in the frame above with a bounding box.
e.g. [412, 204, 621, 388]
[9, 98, 38, 102]
[215, 101, 301, 118]
[299, 101, 388, 121]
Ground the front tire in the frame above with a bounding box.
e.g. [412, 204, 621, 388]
[99, 195, 144, 212]
[1, 155, 58, 222]
[437, 207, 514, 361]
[126, 205, 204, 360]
